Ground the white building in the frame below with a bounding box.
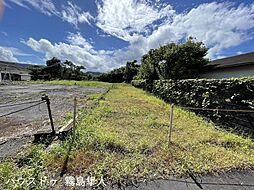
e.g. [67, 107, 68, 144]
[0, 61, 31, 82]
[201, 52, 254, 79]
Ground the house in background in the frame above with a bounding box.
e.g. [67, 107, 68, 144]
[201, 52, 254, 79]
[0, 61, 31, 82]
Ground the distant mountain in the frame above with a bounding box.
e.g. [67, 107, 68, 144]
[17, 63, 31, 69]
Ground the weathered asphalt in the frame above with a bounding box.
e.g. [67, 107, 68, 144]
[109, 170, 254, 190]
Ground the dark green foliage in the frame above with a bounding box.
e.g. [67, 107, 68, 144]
[98, 66, 125, 83]
[62, 60, 86, 80]
[28, 57, 88, 81]
[28, 65, 48, 80]
[124, 60, 140, 83]
[138, 38, 209, 80]
[45, 57, 62, 79]
[96, 38, 208, 83]
[138, 49, 162, 80]
[97, 60, 140, 83]
[132, 78, 254, 134]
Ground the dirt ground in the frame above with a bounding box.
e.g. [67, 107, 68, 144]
[0, 83, 105, 157]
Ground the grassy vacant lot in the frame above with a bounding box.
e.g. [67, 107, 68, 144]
[32, 79, 113, 88]
[1, 81, 254, 189]
[49, 83, 254, 182]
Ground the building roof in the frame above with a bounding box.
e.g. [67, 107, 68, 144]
[0, 60, 31, 75]
[206, 52, 254, 70]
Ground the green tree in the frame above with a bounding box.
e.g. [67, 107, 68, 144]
[45, 57, 62, 79]
[138, 49, 162, 80]
[138, 38, 209, 80]
[97, 60, 140, 83]
[62, 60, 86, 80]
[123, 60, 140, 83]
[28, 65, 45, 80]
[98, 67, 126, 83]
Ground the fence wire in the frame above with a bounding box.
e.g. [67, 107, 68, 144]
[0, 100, 44, 108]
[0, 101, 46, 118]
[180, 106, 254, 113]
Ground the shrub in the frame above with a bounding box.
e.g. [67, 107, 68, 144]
[132, 78, 254, 134]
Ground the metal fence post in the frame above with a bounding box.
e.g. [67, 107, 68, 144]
[41, 95, 55, 135]
[168, 104, 174, 146]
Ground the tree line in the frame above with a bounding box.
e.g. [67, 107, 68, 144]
[28, 57, 89, 81]
[29, 38, 209, 82]
[98, 38, 209, 83]
[97, 60, 140, 83]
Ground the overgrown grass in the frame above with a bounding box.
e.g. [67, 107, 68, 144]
[1, 82, 254, 188]
[31, 80, 113, 89]
[0, 80, 111, 189]
[0, 145, 47, 190]
[48, 84, 254, 185]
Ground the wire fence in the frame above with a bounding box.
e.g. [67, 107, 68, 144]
[0, 96, 57, 140]
[168, 104, 254, 143]
[0, 100, 44, 109]
[180, 105, 254, 134]
[0, 100, 46, 118]
[180, 106, 254, 113]
[1, 89, 253, 188]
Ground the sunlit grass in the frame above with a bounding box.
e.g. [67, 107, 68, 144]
[1, 82, 254, 188]
[32, 80, 112, 88]
[0, 145, 47, 190]
[48, 83, 254, 184]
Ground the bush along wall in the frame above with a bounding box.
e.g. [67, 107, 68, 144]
[132, 78, 254, 136]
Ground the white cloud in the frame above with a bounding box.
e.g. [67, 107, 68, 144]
[3, 1, 11, 8]
[7, 0, 93, 27]
[96, 0, 174, 41]
[8, 0, 254, 61]
[237, 51, 245, 55]
[1, 31, 8, 36]
[9, 0, 59, 16]
[168, 2, 254, 58]
[23, 30, 146, 71]
[96, 1, 254, 60]
[0, 46, 19, 62]
[61, 1, 93, 27]
[22, 1, 254, 71]
[216, 55, 226, 59]
[23, 36, 115, 72]
[66, 32, 93, 50]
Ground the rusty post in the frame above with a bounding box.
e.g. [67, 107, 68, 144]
[41, 95, 55, 135]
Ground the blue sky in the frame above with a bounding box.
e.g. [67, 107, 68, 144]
[0, 0, 254, 72]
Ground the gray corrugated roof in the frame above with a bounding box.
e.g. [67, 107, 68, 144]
[0, 61, 30, 74]
[207, 52, 254, 69]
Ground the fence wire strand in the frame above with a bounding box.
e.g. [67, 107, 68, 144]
[180, 106, 254, 113]
[0, 100, 43, 108]
[0, 101, 46, 118]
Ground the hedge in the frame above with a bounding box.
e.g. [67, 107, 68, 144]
[132, 78, 254, 135]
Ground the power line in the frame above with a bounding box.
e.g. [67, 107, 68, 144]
[0, 101, 45, 118]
